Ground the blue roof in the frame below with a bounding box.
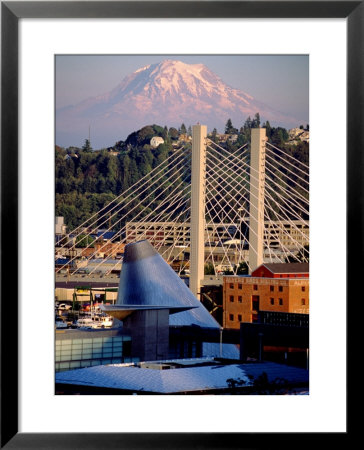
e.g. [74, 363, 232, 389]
[116, 240, 220, 329]
[55, 258, 71, 265]
[96, 231, 116, 240]
[56, 361, 251, 393]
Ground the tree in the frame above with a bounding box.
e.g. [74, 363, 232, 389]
[121, 154, 131, 190]
[180, 123, 187, 135]
[76, 234, 95, 248]
[225, 118, 236, 134]
[169, 127, 179, 140]
[211, 128, 218, 143]
[271, 127, 288, 147]
[226, 372, 290, 395]
[82, 139, 92, 153]
[204, 262, 215, 275]
[263, 120, 272, 138]
[162, 126, 169, 141]
[252, 112, 261, 128]
[244, 116, 252, 129]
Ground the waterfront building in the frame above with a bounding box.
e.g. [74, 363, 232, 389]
[55, 328, 134, 372]
[223, 263, 309, 328]
[101, 240, 239, 361]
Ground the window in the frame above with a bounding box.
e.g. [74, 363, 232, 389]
[279, 298, 283, 306]
[270, 285, 274, 292]
[302, 286, 306, 292]
[238, 296, 242, 303]
[229, 295, 234, 303]
[238, 284, 242, 289]
[253, 284, 258, 291]
[301, 299, 306, 305]
[229, 283, 234, 289]
[270, 298, 274, 305]
[278, 286, 283, 292]
[229, 314, 234, 321]
[238, 314, 242, 322]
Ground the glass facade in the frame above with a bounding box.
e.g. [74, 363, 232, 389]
[55, 334, 133, 372]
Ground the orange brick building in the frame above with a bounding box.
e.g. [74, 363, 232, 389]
[223, 263, 309, 329]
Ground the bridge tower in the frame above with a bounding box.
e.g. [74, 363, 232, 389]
[189, 125, 266, 296]
[190, 124, 207, 299]
[249, 127, 267, 273]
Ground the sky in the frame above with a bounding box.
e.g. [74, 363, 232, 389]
[55, 55, 309, 148]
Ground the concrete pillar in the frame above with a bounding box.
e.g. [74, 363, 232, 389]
[190, 124, 207, 299]
[249, 128, 266, 273]
[123, 309, 170, 362]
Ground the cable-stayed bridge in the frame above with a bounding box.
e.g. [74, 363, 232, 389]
[55, 125, 309, 297]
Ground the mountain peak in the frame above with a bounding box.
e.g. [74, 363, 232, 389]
[57, 59, 300, 148]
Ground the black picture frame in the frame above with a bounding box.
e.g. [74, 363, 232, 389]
[1, 1, 359, 448]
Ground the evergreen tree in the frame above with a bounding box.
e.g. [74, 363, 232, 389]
[211, 128, 218, 143]
[225, 118, 235, 134]
[82, 139, 92, 153]
[204, 263, 215, 275]
[121, 155, 131, 190]
[264, 120, 272, 138]
[169, 127, 179, 140]
[252, 112, 261, 128]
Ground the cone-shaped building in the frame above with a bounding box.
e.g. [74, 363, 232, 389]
[115, 240, 219, 329]
[101, 240, 238, 361]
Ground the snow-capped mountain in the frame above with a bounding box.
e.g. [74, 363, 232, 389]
[56, 59, 301, 148]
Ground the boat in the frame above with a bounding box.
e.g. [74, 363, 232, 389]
[76, 317, 95, 329]
[91, 314, 113, 328]
[76, 314, 113, 329]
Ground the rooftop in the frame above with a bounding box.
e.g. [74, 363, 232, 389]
[55, 358, 309, 394]
[260, 263, 309, 274]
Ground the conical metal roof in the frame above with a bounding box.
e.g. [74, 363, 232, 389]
[116, 240, 219, 328]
